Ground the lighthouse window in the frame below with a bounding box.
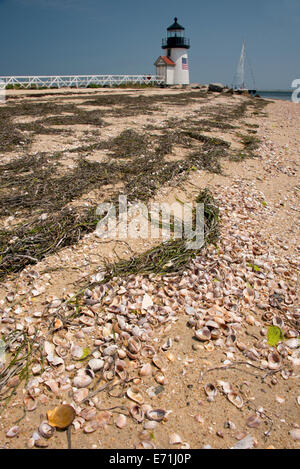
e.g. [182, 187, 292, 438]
[167, 49, 171, 57]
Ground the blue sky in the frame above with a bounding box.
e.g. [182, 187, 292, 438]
[0, 0, 299, 89]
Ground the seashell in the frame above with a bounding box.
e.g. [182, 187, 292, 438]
[52, 335, 69, 348]
[38, 421, 55, 439]
[136, 441, 155, 449]
[140, 363, 153, 377]
[146, 409, 167, 422]
[34, 438, 49, 448]
[236, 341, 247, 352]
[130, 405, 145, 423]
[127, 337, 141, 355]
[268, 351, 281, 370]
[141, 346, 156, 358]
[118, 349, 127, 359]
[24, 396, 37, 412]
[84, 420, 99, 433]
[96, 411, 112, 427]
[227, 392, 244, 409]
[73, 388, 89, 404]
[204, 383, 217, 401]
[142, 293, 153, 310]
[115, 360, 127, 381]
[204, 342, 215, 352]
[169, 433, 183, 445]
[285, 338, 299, 349]
[55, 346, 69, 359]
[144, 421, 158, 430]
[71, 345, 83, 359]
[32, 364, 42, 375]
[161, 338, 172, 351]
[217, 380, 233, 394]
[103, 345, 118, 356]
[155, 373, 167, 385]
[116, 414, 127, 429]
[290, 429, 300, 441]
[80, 407, 97, 421]
[88, 358, 104, 372]
[246, 414, 261, 428]
[47, 404, 76, 429]
[273, 316, 284, 328]
[44, 379, 59, 395]
[205, 320, 219, 330]
[211, 329, 221, 340]
[73, 373, 93, 388]
[195, 327, 211, 342]
[194, 415, 205, 424]
[165, 351, 175, 362]
[152, 355, 164, 370]
[6, 426, 19, 438]
[127, 387, 144, 405]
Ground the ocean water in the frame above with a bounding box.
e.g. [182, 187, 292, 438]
[257, 91, 293, 101]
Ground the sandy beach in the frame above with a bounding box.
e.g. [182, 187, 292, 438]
[0, 88, 299, 449]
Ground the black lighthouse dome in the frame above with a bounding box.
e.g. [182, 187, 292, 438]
[162, 17, 190, 49]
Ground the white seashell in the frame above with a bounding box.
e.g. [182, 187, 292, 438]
[285, 338, 300, 349]
[79, 407, 96, 422]
[195, 327, 211, 341]
[24, 396, 37, 412]
[127, 387, 144, 405]
[268, 351, 281, 370]
[142, 293, 153, 310]
[144, 421, 158, 430]
[231, 435, 255, 449]
[227, 392, 244, 409]
[103, 345, 118, 356]
[71, 345, 83, 359]
[217, 380, 233, 394]
[116, 414, 127, 429]
[204, 383, 217, 401]
[84, 420, 99, 433]
[88, 358, 104, 371]
[139, 363, 153, 377]
[73, 374, 93, 388]
[165, 351, 175, 362]
[246, 415, 261, 428]
[194, 415, 204, 424]
[290, 429, 300, 441]
[146, 409, 167, 422]
[155, 373, 167, 385]
[73, 388, 89, 404]
[130, 405, 144, 423]
[38, 421, 55, 439]
[6, 426, 19, 438]
[169, 433, 183, 445]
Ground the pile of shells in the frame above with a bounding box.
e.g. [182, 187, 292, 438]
[0, 172, 299, 449]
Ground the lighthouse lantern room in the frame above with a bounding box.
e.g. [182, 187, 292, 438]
[154, 17, 190, 86]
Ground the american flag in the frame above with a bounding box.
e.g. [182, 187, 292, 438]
[182, 57, 188, 70]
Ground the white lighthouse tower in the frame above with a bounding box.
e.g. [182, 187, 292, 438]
[154, 17, 190, 86]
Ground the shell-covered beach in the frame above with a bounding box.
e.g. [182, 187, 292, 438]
[0, 87, 299, 449]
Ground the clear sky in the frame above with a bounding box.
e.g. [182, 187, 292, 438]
[0, 0, 299, 89]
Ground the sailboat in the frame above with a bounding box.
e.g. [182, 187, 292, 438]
[232, 41, 256, 95]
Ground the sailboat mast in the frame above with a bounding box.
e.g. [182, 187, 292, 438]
[237, 41, 246, 89]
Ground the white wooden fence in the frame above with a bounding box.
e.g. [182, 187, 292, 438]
[0, 74, 165, 89]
